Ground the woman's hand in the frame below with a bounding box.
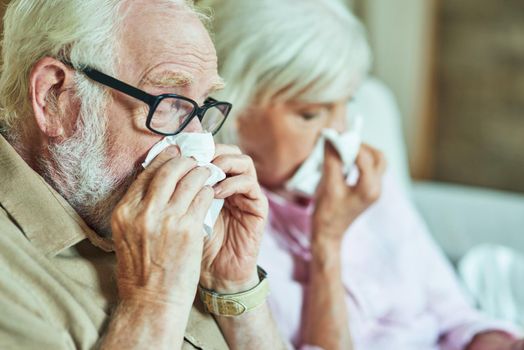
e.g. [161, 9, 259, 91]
[301, 143, 385, 350]
[467, 331, 524, 350]
[312, 143, 387, 246]
[200, 145, 268, 293]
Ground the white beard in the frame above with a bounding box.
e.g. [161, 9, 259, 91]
[38, 86, 136, 237]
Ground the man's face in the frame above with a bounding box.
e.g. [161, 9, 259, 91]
[50, 1, 223, 235]
[106, 1, 223, 181]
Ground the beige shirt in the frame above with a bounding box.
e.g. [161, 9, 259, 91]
[0, 135, 228, 350]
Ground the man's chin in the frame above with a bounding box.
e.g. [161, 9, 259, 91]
[79, 172, 138, 238]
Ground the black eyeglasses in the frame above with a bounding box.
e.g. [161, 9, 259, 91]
[71, 65, 232, 136]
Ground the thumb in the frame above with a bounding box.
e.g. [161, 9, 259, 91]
[131, 145, 181, 190]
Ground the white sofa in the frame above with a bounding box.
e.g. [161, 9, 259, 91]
[354, 78, 524, 263]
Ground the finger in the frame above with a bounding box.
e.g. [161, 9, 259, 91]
[322, 141, 345, 184]
[213, 174, 262, 201]
[361, 144, 387, 175]
[214, 144, 242, 159]
[123, 145, 180, 200]
[168, 166, 213, 215]
[185, 186, 215, 225]
[142, 156, 199, 208]
[376, 151, 387, 175]
[354, 147, 382, 201]
[212, 153, 257, 177]
[213, 175, 267, 219]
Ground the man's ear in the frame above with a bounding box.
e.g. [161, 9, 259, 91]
[29, 57, 78, 138]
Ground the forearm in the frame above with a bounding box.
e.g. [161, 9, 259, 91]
[100, 299, 191, 350]
[215, 302, 288, 350]
[301, 239, 352, 350]
[202, 272, 288, 350]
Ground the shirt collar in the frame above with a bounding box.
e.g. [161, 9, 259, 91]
[0, 135, 113, 257]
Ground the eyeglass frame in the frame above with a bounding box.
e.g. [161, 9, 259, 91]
[64, 63, 232, 136]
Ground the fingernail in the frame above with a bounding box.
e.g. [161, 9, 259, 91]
[164, 145, 180, 157]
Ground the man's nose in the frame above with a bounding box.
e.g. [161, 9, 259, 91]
[182, 116, 204, 133]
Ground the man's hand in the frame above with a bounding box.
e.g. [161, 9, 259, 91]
[467, 331, 524, 350]
[197, 144, 287, 350]
[200, 145, 268, 293]
[112, 146, 213, 303]
[101, 147, 215, 350]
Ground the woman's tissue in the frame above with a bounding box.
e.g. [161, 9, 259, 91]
[285, 115, 363, 197]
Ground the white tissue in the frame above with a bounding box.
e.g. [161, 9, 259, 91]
[285, 115, 363, 197]
[142, 133, 226, 236]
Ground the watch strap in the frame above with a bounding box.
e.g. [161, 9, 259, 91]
[198, 266, 269, 317]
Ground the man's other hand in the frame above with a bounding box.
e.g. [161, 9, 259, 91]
[200, 144, 268, 294]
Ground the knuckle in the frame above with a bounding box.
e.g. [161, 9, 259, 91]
[333, 190, 347, 202]
[179, 156, 197, 169]
[201, 185, 214, 198]
[177, 178, 192, 193]
[156, 159, 178, 178]
[229, 145, 242, 154]
[169, 216, 193, 237]
[375, 149, 385, 161]
[136, 210, 156, 233]
[361, 185, 381, 203]
[241, 154, 255, 167]
[325, 185, 346, 201]
[112, 204, 131, 223]
[196, 166, 212, 178]
[158, 146, 180, 160]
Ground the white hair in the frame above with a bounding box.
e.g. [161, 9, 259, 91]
[0, 0, 200, 235]
[0, 0, 200, 134]
[0, 0, 125, 134]
[199, 0, 372, 143]
[38, 74, 126, 236]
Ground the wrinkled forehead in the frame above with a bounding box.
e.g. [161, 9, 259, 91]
[116, 1, 219, 88]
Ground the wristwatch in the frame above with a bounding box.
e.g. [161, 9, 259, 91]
[198, 266, 270, 317]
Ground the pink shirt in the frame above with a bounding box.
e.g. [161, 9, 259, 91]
[259, 174, 517, 350]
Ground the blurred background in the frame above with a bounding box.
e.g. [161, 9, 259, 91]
[348, 0, 524, 193]
[0, 0, 522, 259]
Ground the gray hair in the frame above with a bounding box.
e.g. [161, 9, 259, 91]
[200, 0, 372, 143]
[0, 0, 201, 235]
[0, 0, 125, 134]
[0, 0, 201, 134]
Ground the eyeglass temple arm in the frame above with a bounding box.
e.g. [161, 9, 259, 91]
[82, 67, 156, 105]
[61, 60, 156, 105]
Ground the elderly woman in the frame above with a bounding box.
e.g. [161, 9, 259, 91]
[199, 0, 522, 349]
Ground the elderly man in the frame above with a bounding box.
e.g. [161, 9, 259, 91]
[0, 1, 288, 349]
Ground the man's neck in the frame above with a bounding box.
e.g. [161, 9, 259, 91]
[2, 127, 46, 173]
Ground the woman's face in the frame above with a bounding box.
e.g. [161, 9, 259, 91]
[236, 99, 349, 190]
